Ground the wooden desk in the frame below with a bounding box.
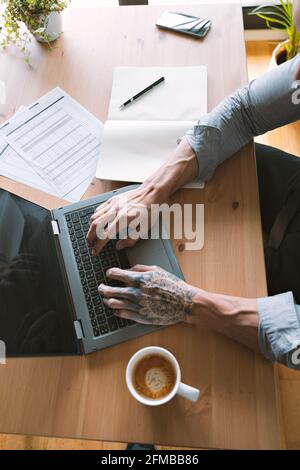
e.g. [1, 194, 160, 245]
[0, 4, 283, 449]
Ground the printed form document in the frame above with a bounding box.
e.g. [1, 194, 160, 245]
[0, 88, 104, 201]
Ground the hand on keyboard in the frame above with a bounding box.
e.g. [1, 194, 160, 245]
[86, 186, 159, 256]
[98, 265, 197, 326]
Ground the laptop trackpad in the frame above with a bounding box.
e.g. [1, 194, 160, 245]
[127, 239, 174, 272]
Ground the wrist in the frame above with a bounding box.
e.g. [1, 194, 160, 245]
[142, 137, 198, 201]
[188, 288, 258, 328]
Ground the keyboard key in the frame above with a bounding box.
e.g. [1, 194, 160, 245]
[82, 254, 89, 262]
[83, 286, 89, 294]
[85, 207, 95, 215]
[105, 308, 114, 317]
[66, 214, 71, 222]
[91, 257, 99, 264]
[70, 234, 76, 242]
[91, 318, 97, 327]
[76, 231, 84, 239]
[100, 324, 109, 335]
[93, 297, 101, 306]
[78, 239, 85, 246]
[71, 213, 79, 223]
[97, 314, 106, 325]
[89, 310, 95, 318]
[93, 263, 101, 273]
[108, 316, 118, 332]
[91, 288, 99, 297]
[96, 272, 104, 281]
[95, 305, 104, 315]
[81, 278, 87, 286]
[93, 327, 100, 337]
[102, 259, 109, 268]
[80, 246, 87, 254]
[85, 294, 91, 302]
[74, 248, 79, 256]
[81, 216, 89, 224]
[117, 317, 128, 328]
[83, 262, 92, 271]
[86, 271, 94, 280]
[82, 224, 89, 233]
[88, 279, 96, 288]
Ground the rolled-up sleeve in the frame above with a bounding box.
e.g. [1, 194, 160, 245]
[257, 292, 300, 370]
[186, 53, 300, 182]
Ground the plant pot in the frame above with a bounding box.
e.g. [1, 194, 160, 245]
[268, 40, 289, 70]
[28, 11, 63, 43]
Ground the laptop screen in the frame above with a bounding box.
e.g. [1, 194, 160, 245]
[0, 190, 80, 356]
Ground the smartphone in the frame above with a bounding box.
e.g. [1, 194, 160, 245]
[156, 11, 212, 39]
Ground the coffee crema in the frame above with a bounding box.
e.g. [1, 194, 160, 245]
[132, 354, 176, 399]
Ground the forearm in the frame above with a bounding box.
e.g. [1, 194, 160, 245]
[187, 288, 260, 352]
[186, 54, 300, 182]
[141, 137, 198, 202]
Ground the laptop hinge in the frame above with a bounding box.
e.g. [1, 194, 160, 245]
[74, 320, 84, 340]
[51, 219, 60, 235]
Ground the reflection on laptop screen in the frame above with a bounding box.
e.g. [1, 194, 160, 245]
[0, 190, 79, 356]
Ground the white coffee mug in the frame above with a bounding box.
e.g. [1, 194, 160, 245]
[126, 346, 200, 406]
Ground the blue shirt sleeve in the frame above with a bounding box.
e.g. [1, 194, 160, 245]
[185, 53, 300, 181]
[257, 292, 300, 370]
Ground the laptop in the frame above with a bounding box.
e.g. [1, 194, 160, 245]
[0, 185, 183, 357]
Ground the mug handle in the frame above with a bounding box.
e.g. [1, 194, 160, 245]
[177, 382, 200, 402]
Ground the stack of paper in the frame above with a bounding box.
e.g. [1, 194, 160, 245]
[0, 88, 104, 202]
[96, 66, 207, 189]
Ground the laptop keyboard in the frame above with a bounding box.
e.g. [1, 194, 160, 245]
[65, 205, 135, 338]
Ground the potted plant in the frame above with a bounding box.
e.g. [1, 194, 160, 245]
[249, 0, 300, 67]
[0, 0, 70, 63]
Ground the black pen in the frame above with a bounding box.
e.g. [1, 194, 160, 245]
[119, 76, 165, 110]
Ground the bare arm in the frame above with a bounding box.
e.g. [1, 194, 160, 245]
[99, 265, 259, 353]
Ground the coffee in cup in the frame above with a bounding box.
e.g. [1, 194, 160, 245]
[126, 346, 200, 406]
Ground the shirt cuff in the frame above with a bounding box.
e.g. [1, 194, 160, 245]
[185, 124, 221, 182]
[257, 292, 300, 362]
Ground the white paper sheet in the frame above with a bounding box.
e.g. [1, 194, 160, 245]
[96, 66, 207, 189]
[0, 88, 104, 201]
[108, 66, 207, 122]
[98, 120, 202, 188]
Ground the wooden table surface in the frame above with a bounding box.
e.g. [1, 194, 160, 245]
[0, 4, 283, 449]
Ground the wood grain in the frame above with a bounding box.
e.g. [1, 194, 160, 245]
[0, 6, 282, 449]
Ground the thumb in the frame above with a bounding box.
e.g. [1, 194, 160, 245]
[116, 238, 138, 250]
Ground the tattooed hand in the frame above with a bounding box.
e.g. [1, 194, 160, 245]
[98, 265, 197, 325]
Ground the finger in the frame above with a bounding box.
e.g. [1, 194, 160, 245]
[114, 309, 154, 325]
[128, 264, 158, 273]
[91, 214, 121, 255]
[86, 219, 99, 246]
[116, 238, 138, 250]
[91, 199, 112, 220]
[105, 267, 142, 286]
[102, 297, 139, 312]
[98, 284, 140, 300]
[94, 210, 117, 238]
